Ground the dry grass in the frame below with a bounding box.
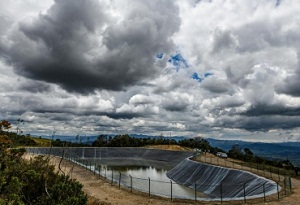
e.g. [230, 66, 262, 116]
[30, 137, 51, 146]
[144, 144, 192, 151]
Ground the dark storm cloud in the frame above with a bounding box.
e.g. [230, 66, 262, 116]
[162, 102, 188, 112]
[236, 116, 300, 131]
[200, 78, 231, 94]
[278, 71, 300, 97]
[242, 104, 300, 117]
[209, 115, 272, 132]
[106, 112, 143, 120]
[1, 0, 180, 94]
[31, 106, 143, 120]
[18, 81, 51, 93]
[49, 114, 74, 122]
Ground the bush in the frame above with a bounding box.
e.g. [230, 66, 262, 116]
[0, 147, 87, 205]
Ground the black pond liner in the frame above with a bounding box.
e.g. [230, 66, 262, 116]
[167, 158, 279, 200]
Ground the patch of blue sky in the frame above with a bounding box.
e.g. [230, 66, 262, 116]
[276, 0, 281, 6]
[156, 53, 164, 59]
[192, 72, 201, 81]
[168, 53, 189, 70]
[204, 72, 213, 78]
[192, 0, 212, 6]
[192, 72, 213, 82]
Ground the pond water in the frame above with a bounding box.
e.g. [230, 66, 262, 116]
[107, 165, 169, 180]
[88, 159, 207, 200]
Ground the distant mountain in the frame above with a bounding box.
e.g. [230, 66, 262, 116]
[207, 138, 300, 167]
[206, 138, 250, 151]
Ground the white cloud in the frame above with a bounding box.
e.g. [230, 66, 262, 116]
[1, 0, 300, 142]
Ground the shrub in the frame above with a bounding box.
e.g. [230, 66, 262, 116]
[0, 147, 87, 205]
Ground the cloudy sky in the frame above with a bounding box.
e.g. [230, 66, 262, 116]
[1, 0, 300, 142]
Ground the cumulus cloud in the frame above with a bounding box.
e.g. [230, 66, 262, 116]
[1, 0, 180, 93]
[161, 92, 193, 112]
[2, 0, 300, 141]
[172, 0, 300, 134]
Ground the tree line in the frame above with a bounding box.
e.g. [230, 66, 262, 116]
[227, 143, 299, 175]
[91, 134, 225, 153]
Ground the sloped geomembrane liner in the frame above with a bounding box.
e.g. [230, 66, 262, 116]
[167, 158, 278, 200]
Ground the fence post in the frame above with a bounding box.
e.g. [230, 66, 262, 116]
[220, 183, 223, 204]
[194, 182, 197, 203]
[104, 166, 107, 178]
[148, 177, 151, 197]
[111, 170, 114, 185]
[98, 165, 101, 178]
[270, 167, 272, 179]
[130, 175, 132, 192]
[289, 177, 292, 193]
[119, 172, 121, 189]
[284, 178, 287, 196]
[263, 182, 266, 202]
[170, 180, 173, 201]
[243, 182, 247, 205]
[277, 182, 280, 200]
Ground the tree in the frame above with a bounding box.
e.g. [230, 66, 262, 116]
[244, 148, 253, 156]
[16, 119, 24, 134]
[228, 144, 243, 160]
[178, 137, 212, 151]
[0, 120, 12, 132]
[243, 148, 254, 161]
[92, 135, 108, 147]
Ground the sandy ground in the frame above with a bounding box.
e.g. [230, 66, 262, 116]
[24, 151, 300, 205]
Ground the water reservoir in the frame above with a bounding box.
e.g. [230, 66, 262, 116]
[27, 147, 280, 201]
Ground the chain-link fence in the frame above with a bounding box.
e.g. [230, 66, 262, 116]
[27, 147, 293, 203]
